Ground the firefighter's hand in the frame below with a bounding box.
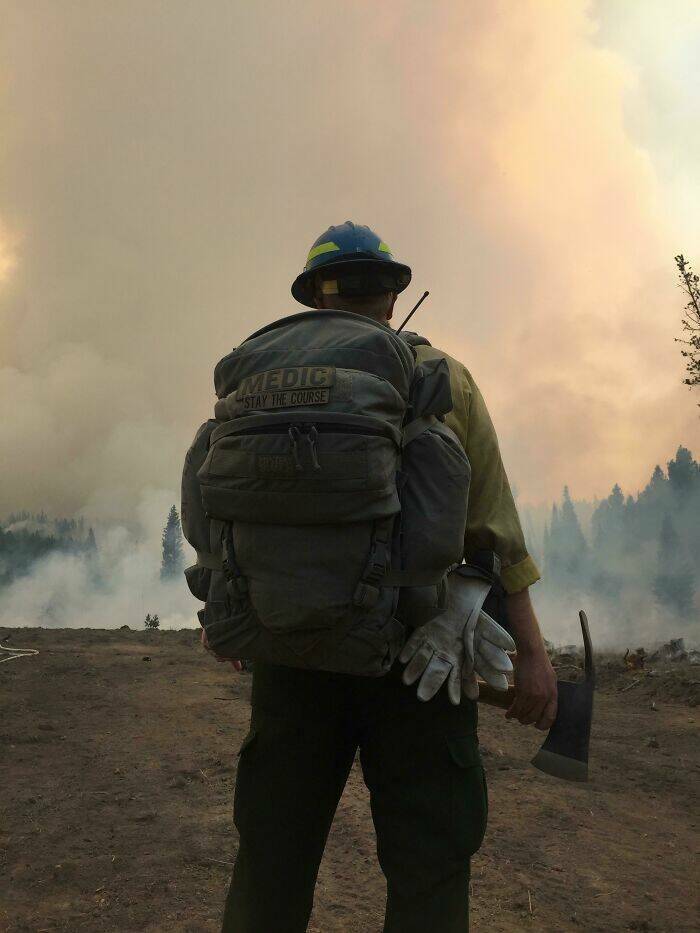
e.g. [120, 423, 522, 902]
[504, 587, 558, 730]
[505, 646, 557, 730]
[200, 627, 242, 671]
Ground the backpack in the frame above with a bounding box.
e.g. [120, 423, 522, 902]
[181, 310, 471, 676]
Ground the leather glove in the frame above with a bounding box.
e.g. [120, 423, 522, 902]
[399, 571, 492, 705]
[399, 612, 465, 704]
[462, 608, 516, 699]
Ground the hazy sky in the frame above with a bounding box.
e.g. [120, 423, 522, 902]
[1, 0, 698, 528]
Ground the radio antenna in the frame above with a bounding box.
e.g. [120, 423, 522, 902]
[396, 290, 430, 333]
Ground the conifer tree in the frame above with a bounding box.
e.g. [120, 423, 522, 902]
[560, 487, 587, 556]
[543, 504, 559, 577]
[653, 515, 695, 619]
[83, 525, 102, 586]
[547, 488, 588, 582]
[646, 465, 666, 499]
[667, 446, 698, 495]
[160, 506, 184, 580]
[591, 483, 625, 551]
[674, 254, 700, 405]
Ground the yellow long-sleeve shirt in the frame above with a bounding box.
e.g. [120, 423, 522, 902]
[414, 343, 540, 594]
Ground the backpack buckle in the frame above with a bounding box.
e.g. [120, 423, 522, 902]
[354, 518, 393, 610]
[353, 582, 380, 609]
[365, 539, 389, 585]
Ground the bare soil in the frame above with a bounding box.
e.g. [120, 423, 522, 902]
[1, 628, 698, 933]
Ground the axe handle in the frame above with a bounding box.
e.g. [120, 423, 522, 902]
[476, 681, 515, 710]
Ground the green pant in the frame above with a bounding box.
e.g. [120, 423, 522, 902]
[222, 660, 487, 933]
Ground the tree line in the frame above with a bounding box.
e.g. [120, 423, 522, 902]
[2, 455, 697, 641]
[538, 445, 698, 627]
[0, 506, 184, 588]
[0, 512, 97, 588]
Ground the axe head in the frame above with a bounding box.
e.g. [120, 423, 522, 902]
[531, 611, 595, 783]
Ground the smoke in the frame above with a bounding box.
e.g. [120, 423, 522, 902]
[0, 489, 198, 630]
[530, 582, 690, 652]
[0, 2, 698, 633]
[0, 221, 17, 284]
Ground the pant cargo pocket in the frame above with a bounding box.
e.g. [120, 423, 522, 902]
[446, 734, 488, 857]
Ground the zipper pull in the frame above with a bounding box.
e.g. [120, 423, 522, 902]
[288, 425, 303, 471]
[307, 425, 321, 472]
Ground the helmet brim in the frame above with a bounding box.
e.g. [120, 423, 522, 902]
[291, 257, 412, 308]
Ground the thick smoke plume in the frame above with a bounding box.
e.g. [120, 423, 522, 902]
[1, 1, 697, 522]
[0, 2, 697, 637]
[0, 491, 198, 630]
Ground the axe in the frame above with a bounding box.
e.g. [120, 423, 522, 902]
[477, 610, 595, 783]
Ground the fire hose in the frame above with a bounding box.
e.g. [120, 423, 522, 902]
[0, 642, 39, 664]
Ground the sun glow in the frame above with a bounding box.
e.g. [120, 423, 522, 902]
[0, 226, 17, 283]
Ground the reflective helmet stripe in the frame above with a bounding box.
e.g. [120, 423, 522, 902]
[306, 241, 340, 266]
[378, 242, 392, 254]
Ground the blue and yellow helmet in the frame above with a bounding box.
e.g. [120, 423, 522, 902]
[291, 221, 412, 308]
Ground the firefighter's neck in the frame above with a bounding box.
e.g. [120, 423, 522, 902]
[314, 293, 396, 325]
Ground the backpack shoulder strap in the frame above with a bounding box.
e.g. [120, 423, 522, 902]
[398, 330, 432, 349]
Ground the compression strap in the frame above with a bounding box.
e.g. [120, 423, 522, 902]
[402, 414, 438, 447]
[196, 550, 224, 571]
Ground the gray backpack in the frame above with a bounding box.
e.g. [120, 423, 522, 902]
[181, 310, 471, 676]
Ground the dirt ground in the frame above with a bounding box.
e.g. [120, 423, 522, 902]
[1, 627, 698, 933]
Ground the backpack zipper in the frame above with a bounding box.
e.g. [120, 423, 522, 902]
[210, 411, 402, 448]
[234, 421, 386, 474]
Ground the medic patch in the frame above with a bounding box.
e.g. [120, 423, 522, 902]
[235, 366, 335, 411]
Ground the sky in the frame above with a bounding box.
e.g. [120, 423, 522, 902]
[1, 0, 698, 533]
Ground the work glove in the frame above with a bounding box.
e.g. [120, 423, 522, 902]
[400, 568, 517, 705]
[399, 612, 466, 705]
[446, 567, 516, 699]
[462, 607, 516, 700]
[400, 571, 493, 705]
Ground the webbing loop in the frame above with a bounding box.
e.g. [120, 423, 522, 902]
[222, 525, 249, 600]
